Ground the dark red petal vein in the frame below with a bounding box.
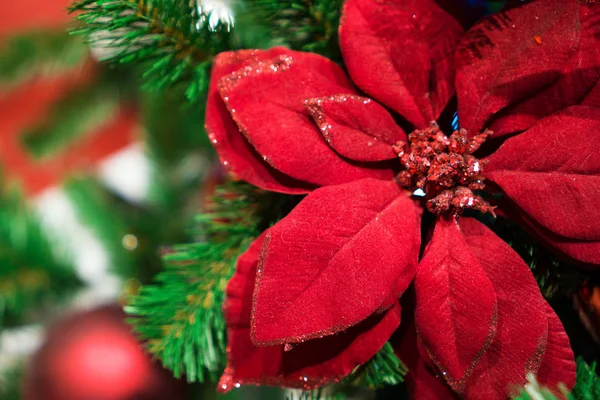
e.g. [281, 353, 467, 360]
[505, 203, 600, 266]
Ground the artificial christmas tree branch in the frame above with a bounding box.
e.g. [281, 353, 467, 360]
[285, 388, 345, 400]
[69, 0, 238, 102]
[0, 31, 87, 89]
[142, 88, 213, 169]
[0, 188, 80, 329]
[241, 0, 344, 55]
[348, 342, 408, 389]
[21, 82, 121, 159]
[69, 0, 349, 102]
[126, 182, 292, 382]
[0, 362, 25, 400]
[516, 359, 600, 400]
[570, 360, 600, 400]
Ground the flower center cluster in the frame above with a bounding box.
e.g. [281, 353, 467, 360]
[393, 122, 496, 216]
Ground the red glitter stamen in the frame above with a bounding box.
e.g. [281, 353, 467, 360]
[395, 122, 495, 216]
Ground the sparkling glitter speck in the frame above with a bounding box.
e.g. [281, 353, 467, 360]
[413, 188, 426, 197]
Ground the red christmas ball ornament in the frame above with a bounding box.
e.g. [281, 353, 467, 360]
[24, 305, 188, 400]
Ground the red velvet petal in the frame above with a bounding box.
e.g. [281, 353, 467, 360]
[218, 52, 395, 187]
[458, 218, 575, 400]
[252, 179, 420, 345]
[206, 49, 315, 194]
[219, 232, 282, 392]
[283, 303, 401, 383]
[512, 207, 600, 266]
[403, 349, 458, 400]
[536, 303, 576, 392]
[414, 217, 498, 393]
[218, 233, 401, 392]
[395, 317, 458, 400]
[456, 0, 582, 134]
[340, 0, 463, 127]
[378, 198, 424, 312]
[486, 106, 600, 241]
[305, 95, 405, 162]
[487, 2, 600, 138]
[535, 232, 600, 266]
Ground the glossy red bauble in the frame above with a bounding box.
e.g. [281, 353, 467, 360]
[24, 305, 188, 400]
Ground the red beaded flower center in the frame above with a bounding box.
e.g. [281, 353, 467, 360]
[393, 122, 496, 216]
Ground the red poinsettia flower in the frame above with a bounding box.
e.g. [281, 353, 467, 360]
[206, 0, 600, 398]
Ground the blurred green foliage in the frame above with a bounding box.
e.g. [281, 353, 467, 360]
[0, 187, 80, 329]
[0, 31, 87, 88]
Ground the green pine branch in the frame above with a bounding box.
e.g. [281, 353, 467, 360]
[141, 87, 213, 172]
[285, 388, 345, 400]
[0, 31, 87, 89]
[0, 362, 25, 400]
[69, 0, 238, 102]
[516, 358, 600, 400]
[571, 360, 600, 400]
[70, 0, 347, 103]
[241, 0, 344, 57]
[288, 342, 407, 400]
[20, 80, 121, 160]
[348, 342, 408, 389]
[0, 187, 81, 329]
[126, 182, 295, 382]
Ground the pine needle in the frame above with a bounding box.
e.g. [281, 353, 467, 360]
[69, 0, 238, 101]
[126, 182, 296, 382]
[349, 342, 408, 389]
[240, 0, 345, 57]
[515, 358, 600, 400]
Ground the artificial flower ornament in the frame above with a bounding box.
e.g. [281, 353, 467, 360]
[206, 0, 600, 398]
